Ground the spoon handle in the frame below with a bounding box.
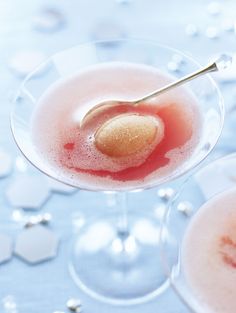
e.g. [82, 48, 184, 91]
[135, 61, 218, 104]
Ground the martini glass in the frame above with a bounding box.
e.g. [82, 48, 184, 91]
[160, 153, 236, 313]
[11, 40, 224, 306]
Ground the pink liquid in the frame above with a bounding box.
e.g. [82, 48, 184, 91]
[182, 187, 236, 313]
[31, 62, 202, 190]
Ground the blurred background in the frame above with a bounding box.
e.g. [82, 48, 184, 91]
[1, 0, 236, 150]
[0, 1, 236, 313]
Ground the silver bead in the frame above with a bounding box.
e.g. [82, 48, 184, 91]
[167, 61, 180, 72]
[41, 213, 52, 224]
[205, 26, 219, 39]
[207, 1, 221, 16]
[24, 213, 52, 228]
[157, 187, 176, 201]
[2, 295, 17, 311]
[185, 24, 199, 37]
[177, 201, 193, 216]
[24, 216, 41, 228]
[171, 54, 185, 66]
[66, 298, 82, 312]
[11, 209, 25, 222]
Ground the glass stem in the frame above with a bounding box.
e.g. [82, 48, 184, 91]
[116, 192, 129, 240]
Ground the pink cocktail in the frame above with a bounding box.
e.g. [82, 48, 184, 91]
[32, 62, 202, 190]
[11, 41, 224, 306]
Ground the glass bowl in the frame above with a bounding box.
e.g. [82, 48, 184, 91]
[11, 39, 224, 306]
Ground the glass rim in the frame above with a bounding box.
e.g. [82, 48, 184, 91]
[10, 38, 225, 192]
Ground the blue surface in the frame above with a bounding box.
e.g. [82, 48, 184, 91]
[1, 0, 236, 312]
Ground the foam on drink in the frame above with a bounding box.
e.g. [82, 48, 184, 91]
[31, 62, 202, 190]
[182, 187, 236, 313]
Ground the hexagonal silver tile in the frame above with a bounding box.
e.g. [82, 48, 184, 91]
[0, 234, 13, 264]
[47, 177, 77, 195]
[0, 149, 13, 178]
[14, 225, 59, 264]
[6, 175, 51, 210]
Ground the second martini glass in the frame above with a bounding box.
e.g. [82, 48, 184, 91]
[160, 154, 236, 313]
[11, 40, 224, 306]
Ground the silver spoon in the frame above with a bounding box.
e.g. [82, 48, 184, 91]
[81, 54, 232, 127]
